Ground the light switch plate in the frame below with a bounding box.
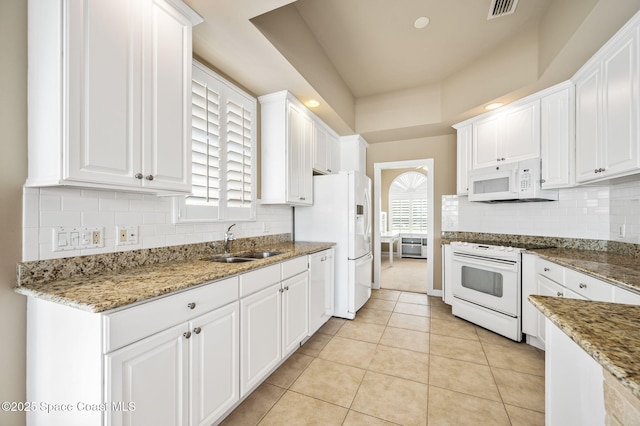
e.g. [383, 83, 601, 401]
[53, 227, 104, 251]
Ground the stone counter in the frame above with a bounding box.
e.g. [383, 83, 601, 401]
[15, 241, 334, 313]
[529, 295, 640, 400]
[531, 248, 640, 295]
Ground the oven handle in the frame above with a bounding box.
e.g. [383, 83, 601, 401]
[452, 252, 518, 271]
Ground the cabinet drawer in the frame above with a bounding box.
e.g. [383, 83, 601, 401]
[240, 264, 281, 298]
[564, 269, 613, 302]
[612, 286, 640, 305]
[281, 256, 308, 280]
[536, 258, 565, 284]
[103, 276, 239, 353]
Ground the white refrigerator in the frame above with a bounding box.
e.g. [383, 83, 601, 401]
[295, 171, 372, 319]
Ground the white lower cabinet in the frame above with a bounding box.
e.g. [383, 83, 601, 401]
[308, 249, 335, 334]
[25, 253, 322, 426]
[106, 322, 189, 426]
[524, 255, 640, 350]
[107, 303, 240, 426]
[240, 283, 282, 397]
[240, 258, 309, 398]
[546, 319, 605, 426]
[282, 272, 310, 355]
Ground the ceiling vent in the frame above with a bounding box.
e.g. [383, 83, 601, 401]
[487, 0, 519, 19]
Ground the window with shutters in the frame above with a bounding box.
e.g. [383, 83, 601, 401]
[389, 172, 428, 232]
[174, 60, 256, 222]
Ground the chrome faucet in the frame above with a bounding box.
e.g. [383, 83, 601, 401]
[224, 224, 236, 254]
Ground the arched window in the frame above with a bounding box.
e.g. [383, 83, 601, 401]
[389, 171, 428, 232]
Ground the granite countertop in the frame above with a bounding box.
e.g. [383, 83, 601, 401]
[531, 248, 640, 295]
[15, 241, 334, 313]
[529, 295, 640, 400]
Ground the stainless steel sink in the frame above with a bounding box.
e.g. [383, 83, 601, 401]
[242, 251, 283, 259]
[209, 256, 256, 263]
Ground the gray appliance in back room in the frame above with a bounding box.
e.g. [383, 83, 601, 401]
[295, 171, 373, 319]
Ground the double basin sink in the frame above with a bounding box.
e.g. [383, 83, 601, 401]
[209, 251, 283, 263]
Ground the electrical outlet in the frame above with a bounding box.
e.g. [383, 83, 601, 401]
[119, 229, 127, 243]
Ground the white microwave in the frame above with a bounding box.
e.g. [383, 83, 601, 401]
[468, 159, 558, 202]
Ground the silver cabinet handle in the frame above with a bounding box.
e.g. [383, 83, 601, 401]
[544, 267, 550, 272]
[284, 286, 289, 291]
[579, 283, 587, 289]
[279, 288, 284, 293]
[300, 197, 306, 200]
[183, 331, 192, 339]
[193, 327, 202, 334]
[145, 175, 154, 181]
[135, 173, 143, 179]
[556, 291, 563, 297]
[540, 179, 546, 184]
[187, 302, 196, 310]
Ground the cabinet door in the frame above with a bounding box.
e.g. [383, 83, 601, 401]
[240, 283, 282, 397]
[282, 272, 309, 356]
[287, 103, 313, 205]
[190, 302, 239, 426]
[575, 66, 602, 182]
[327, 132, 340, 174]
[308, 250, 334, 335]
[142, 0, 192, 192]
[456, 125, 472, 194]
[66, 0, 141, 187]
[502, 101, 541, 163]
[106, 323, 189, 426]
[313, 124, 329, 174]
[602, 32, 639, 177]
[472, 116, 502, 168]
[541, 88, 574, 188]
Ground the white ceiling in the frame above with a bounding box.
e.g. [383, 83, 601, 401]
[185, 0, 639, 142]
[292, 0, 550, 98]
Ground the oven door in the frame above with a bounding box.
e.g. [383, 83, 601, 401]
[451, 252, 519, 316]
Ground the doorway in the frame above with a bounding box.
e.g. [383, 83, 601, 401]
[373, 159, 434, 294]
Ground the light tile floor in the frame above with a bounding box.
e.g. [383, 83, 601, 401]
[221, 289, 545, 425]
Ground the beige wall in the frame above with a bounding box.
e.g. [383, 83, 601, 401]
[367, 135, 457, 291]
[0, 1, 27, 425]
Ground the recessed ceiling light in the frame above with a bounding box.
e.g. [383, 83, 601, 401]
[414, 16, 430, 29]
[485, 102, 504, 110]
[306, 99, 320, 108]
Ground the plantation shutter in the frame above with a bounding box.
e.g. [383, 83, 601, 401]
[412, 199, 429, 231]
[390, 199, 411, 231]
[190, 78, 220, 206]
[178, 61, 256, 222]
[225, 91, 254, 209]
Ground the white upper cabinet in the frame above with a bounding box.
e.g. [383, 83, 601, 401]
[313, 123, 340, 175]
[260, 91, 314, 205]
[540, 83, 575, 188]
[454, 124, 472, 195]
[574, 16, 640, 183]
[27, 0, 202, 194]
[472, 101, 540, 169]
[340, 134, 368, 173]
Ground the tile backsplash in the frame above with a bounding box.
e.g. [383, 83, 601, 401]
[23, 187, 292, 261]
[443, 180, 640, 244]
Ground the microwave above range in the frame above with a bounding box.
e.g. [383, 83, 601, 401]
[468, 159, 558, 203]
